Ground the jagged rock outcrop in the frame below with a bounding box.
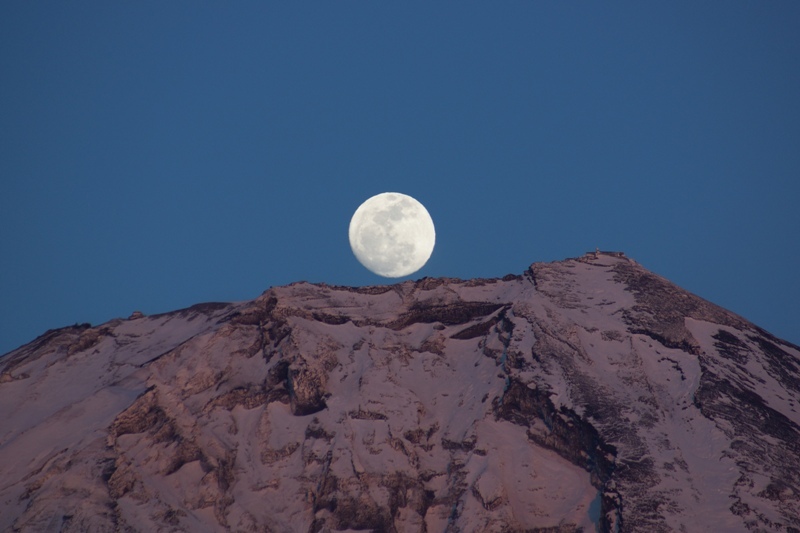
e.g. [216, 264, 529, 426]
[1, 252, 799, 532]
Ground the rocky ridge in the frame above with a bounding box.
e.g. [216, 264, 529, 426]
[1, 253, 799, 532]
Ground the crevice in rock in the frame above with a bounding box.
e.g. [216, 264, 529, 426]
[388, 302, 505, 331]
[494, 379, 620, 532]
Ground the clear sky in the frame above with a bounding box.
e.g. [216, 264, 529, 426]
[2, 2, 799, 355]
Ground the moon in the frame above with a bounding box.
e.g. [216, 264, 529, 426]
[349, 192, 436, 278]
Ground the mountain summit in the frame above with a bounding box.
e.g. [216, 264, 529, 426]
[1, 253, 799, 532]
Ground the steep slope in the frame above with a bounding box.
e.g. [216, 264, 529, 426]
[1, 253, 798, 532]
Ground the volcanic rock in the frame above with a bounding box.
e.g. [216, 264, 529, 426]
[1, 253, 798, 532]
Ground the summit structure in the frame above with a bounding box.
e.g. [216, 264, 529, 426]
[1, 253, 799, 532]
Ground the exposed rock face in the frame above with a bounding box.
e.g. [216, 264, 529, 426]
[1, 253, 799, 532]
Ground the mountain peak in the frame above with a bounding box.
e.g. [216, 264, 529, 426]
[1, 255, 798, 532]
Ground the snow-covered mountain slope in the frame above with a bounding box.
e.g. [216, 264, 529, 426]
[1, 252, 798, 532]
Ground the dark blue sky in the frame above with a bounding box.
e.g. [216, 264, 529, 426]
[2, 2, 799, 354]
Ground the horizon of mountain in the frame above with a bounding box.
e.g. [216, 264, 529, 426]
[1, 252, 798, 532]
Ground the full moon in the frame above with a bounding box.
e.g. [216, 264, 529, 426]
[349, 192, 436, 278]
